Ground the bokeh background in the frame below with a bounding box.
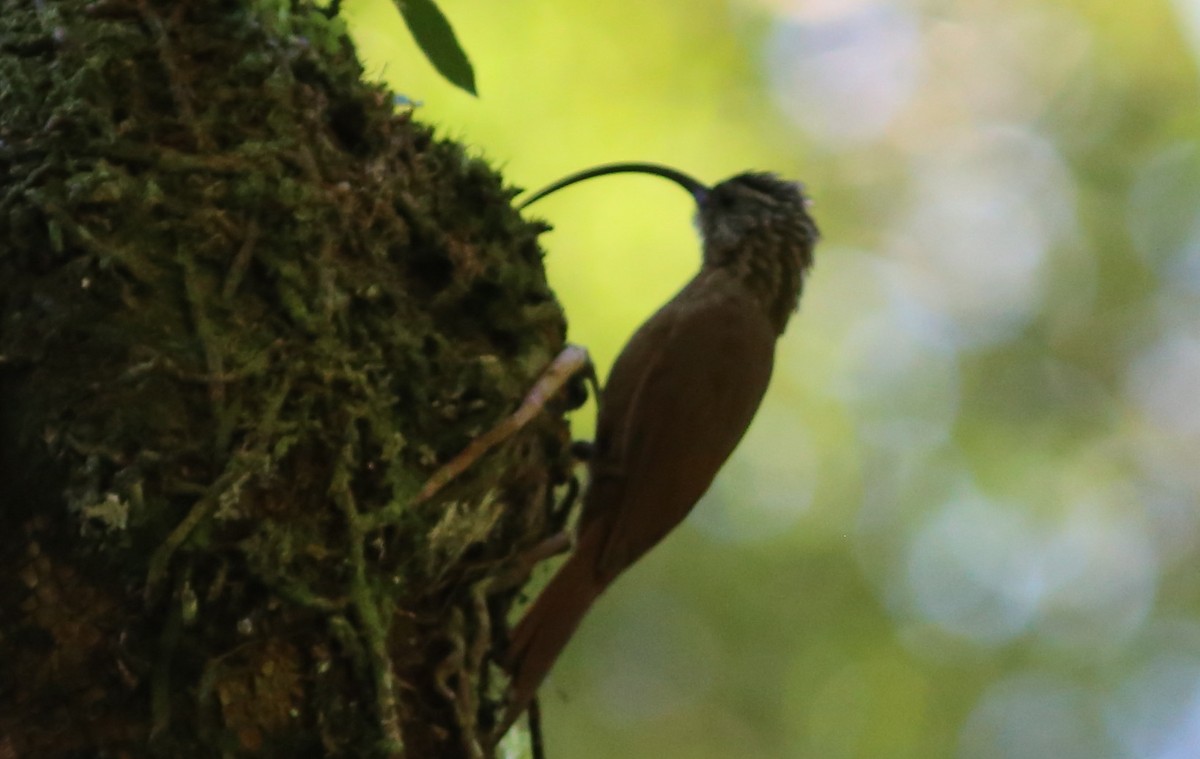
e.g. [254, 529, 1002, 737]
[343, 1, 1200, 756]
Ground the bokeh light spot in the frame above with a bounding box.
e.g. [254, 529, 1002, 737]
[959, 672, 1107, 759]
[765, 2, 920, 144]
[1034, 501, 1158, 655]
[1126, 331, 1200, 442]
[1127, 142, 1200, 294]
[1106, 651, 1200, 759]
[887, 126, 1077, 347]
[905, 493, 1043, 645]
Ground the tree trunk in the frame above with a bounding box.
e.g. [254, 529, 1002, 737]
[0, 2, 570, 756]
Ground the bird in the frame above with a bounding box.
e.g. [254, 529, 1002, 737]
[500, 163, 819, 735]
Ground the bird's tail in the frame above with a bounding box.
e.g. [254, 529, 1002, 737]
[499, 535, 606, 735]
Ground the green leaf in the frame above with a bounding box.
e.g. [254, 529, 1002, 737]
[396, 0, 477, 96]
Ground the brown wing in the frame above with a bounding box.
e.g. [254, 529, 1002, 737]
[581, 280, 777, 580]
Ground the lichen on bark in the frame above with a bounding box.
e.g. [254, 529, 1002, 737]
[0, 1, 572, 756]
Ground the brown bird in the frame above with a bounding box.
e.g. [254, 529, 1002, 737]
[502, 163, 819, 734]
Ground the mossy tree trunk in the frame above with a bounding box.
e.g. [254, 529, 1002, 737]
[0, 2, 571, 756]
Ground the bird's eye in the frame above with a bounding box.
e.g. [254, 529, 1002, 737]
[714, 192, 737, 209]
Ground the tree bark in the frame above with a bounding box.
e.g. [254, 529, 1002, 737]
[0, 2, 570, 756]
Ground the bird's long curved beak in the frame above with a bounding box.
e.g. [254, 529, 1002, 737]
[519, 162, 708, 208]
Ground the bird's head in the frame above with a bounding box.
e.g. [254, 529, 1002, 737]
[521, 163, 820, 332]
[695, 172, 819, 332]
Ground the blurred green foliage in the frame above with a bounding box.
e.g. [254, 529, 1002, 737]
[344, 0, 1200, 757]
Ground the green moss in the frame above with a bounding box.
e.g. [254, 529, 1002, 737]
[0, 1, 571, 756]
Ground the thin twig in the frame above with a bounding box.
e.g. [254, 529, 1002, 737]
[413, 345, 591, 505]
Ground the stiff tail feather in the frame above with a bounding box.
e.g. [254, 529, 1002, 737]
[499, 536, 607, 735]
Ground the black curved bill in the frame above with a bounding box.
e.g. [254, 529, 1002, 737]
[519, 162, 709, 209]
